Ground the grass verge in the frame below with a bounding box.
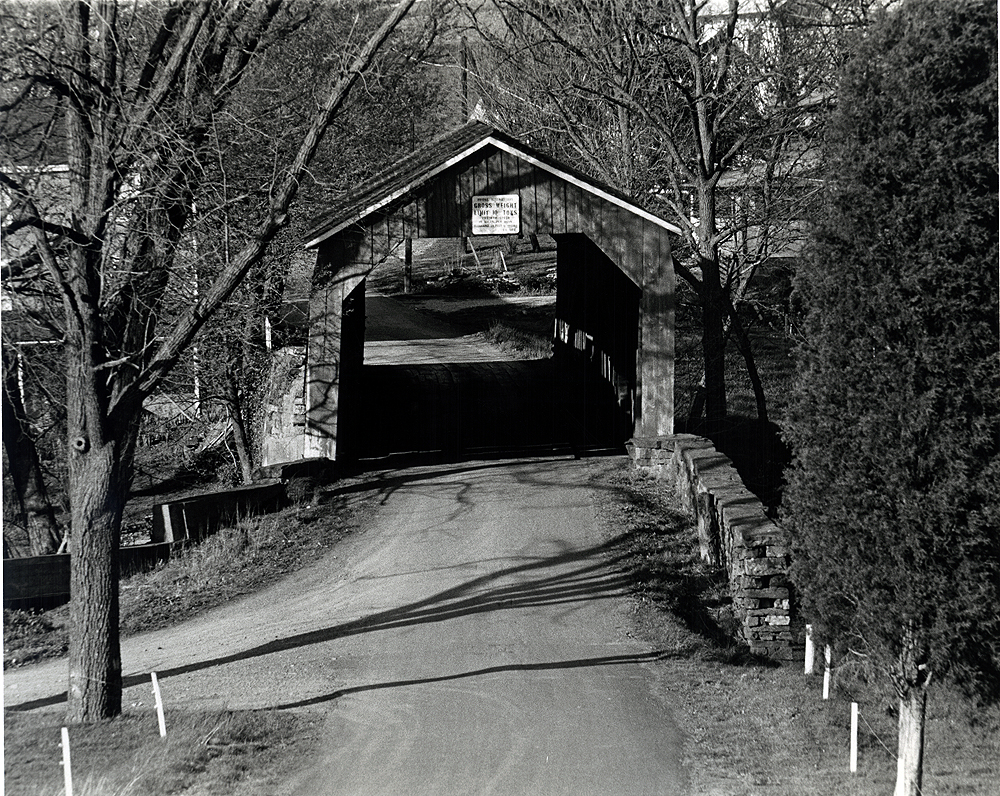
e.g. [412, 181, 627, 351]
[587, 457, 1000, 796]
[3, 707, 322, 796]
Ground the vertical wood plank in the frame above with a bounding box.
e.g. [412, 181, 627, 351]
[554, 177, 568, 234]
[472, 154, 490, 210]
[446, 171, 461, 235]
[533, 168, 555, 232]
[415, 195, 429, 238]
[496, 150, 508, 193]
[306, 242, 340, 460]
[457, 159, 475, 238]
[637, 222, 674, 437]
[520, 160, 538, 235]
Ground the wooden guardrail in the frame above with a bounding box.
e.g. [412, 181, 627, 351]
[3, 543, 172, 610]
[5, 480, 296, 610]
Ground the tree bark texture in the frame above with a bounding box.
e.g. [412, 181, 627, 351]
[894, 685, 927, 796]
[64, 324, 139, 722]
[66, 440, 128, 723]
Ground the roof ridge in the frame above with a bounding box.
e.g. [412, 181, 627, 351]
[302, 122, 679, 249]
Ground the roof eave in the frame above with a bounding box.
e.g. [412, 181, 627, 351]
[486, 137, 682, 236]
[304, 131, 681, 250]
[303, 137, 495, 249]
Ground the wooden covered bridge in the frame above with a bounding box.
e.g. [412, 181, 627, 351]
[296, 122, 678, 463]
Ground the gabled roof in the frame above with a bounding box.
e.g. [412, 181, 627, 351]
[303, 122, 680, 249]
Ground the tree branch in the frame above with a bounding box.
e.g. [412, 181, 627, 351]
[121, 0, 420, 411]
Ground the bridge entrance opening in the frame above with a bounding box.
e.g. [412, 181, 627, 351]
[329, 232, 641, 463]
[277, 123, 676, 467]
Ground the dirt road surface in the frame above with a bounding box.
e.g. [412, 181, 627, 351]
[4, 459, 687, 795]
[363, 293, 523, 365]
[5, 296, 687, 794]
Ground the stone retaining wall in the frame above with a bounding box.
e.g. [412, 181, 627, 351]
[628, 434, 801, 661]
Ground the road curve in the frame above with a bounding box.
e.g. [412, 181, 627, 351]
[4, 458, 687, 795]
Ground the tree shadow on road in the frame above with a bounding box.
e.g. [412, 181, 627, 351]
[7, 527, 656, 711]
[269, 650, 673, 710]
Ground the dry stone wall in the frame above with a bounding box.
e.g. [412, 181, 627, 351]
[628, 434, 801, 661]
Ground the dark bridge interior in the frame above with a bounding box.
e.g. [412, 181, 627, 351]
[334, 235, 640, 463]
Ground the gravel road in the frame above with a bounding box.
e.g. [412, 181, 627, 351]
[4, 295, 687, 794]
[4, 457, 687, 795]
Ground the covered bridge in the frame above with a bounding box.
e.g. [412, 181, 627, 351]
[298, 122, 678, 463]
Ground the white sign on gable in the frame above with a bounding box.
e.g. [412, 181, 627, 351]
[472, 194, 520, 235]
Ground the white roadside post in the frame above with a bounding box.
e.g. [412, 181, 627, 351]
[850, 702, 859, 773]
[804, 624, 814, 674]
[61, 726, 73, 796]
[823, 645, 832, 700]
[151, 672, 167, 738]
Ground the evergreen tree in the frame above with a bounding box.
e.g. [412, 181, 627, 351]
[783, 1, 999, 793]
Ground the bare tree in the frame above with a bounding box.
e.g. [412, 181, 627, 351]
[1, 0, 424, 723]
[463, 0, 869, 428]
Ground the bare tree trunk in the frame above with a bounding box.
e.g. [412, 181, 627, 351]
[2, 347, 61, 555]
[700, 265, 728, 431]
[894, 685, 927, 796]
[688, 293, 768, 427]
[224, 373, 254, 484]
[725, 301, 768, 424]
[893, 623, 930, 796]
[64, 315, 141, 722]
[66, 432, 132, 723]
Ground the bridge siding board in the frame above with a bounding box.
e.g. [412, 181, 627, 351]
[515, 156, 530, 231]
[305, 236, 371, 460]
[473, 155, 487, 206]
[639, 221, 674, 437]
[531, 166, 554, 232]
[502, 149, 521, 197]
[458, 162, 474, 238]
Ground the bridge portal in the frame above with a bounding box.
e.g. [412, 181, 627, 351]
[299, 123, 677, 463]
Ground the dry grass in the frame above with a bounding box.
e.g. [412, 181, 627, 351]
[482, 318, 553, 360]
[3, 708, 322, 796]
[587, 457, 1000, 796]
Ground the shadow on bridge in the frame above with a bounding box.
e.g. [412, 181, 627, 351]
[337, 357, 631, 464]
